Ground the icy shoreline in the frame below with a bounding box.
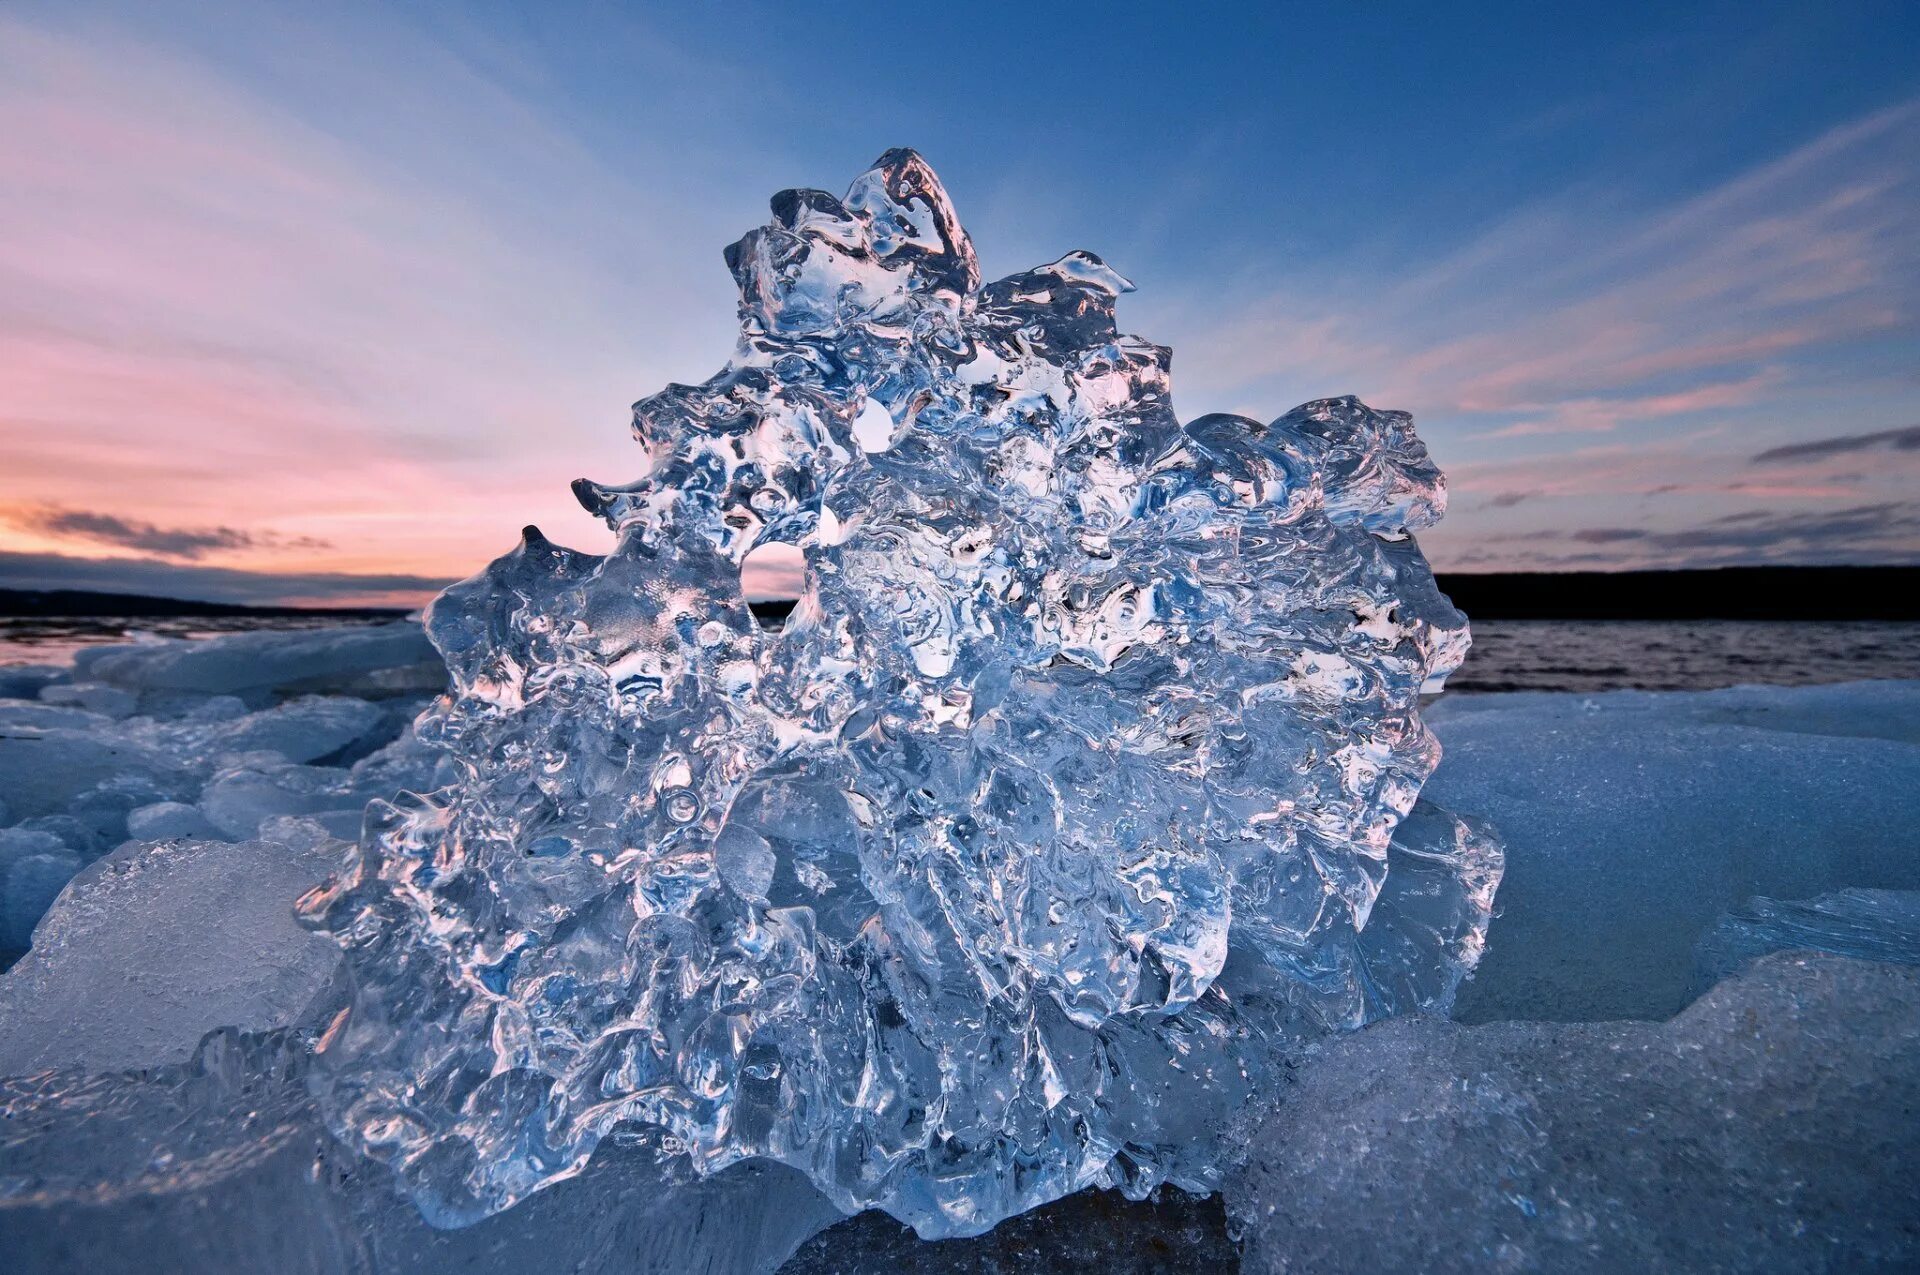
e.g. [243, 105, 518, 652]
[2, 624, 1918, 1271]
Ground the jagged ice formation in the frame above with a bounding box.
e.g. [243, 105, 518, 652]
[298, 149, 1503, 1238]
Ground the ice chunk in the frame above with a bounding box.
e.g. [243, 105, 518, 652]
[85, 622, 442, 704]
[0, 827, 73, 872]
[0, 832, 82, 950]
[206, 695, 389, 764]
[0, 664, 65, 701]
[0, 1031, 844, 1275]
[9, 815, 101, 857]
[5, 692, 396, 918]
[1695, 888, 1920, 987]
[0, 700, 110, 731]
[0, 836, 341, 1074]
[39, 683, 138, 719]
[182, 693, 250, 722]
[343, 725, 447, 800]
[197, 763, 354, 840]
[1225, 952, 1920, 1274]
[1426, 685, 1920, 1022]
[0, 729, 188, 821]
[300, 149, 1497, 1237]
[124, 800, 218, 841]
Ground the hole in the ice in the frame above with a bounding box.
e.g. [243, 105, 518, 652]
[853, 397, 897, 453]
[742, 541, 803, 630]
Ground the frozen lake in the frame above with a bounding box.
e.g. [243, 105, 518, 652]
[9, 614, 1920, 693]
[1448, 618, 1920, 692]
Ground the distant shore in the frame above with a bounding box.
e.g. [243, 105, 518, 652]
[743, 565, 1920, 625]
[0, 588, 410, 621]
[4, 564, 1917, 626]
[1435, 565, 1919, 621]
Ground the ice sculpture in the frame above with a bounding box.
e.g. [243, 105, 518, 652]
[298, 150, 1502, 1237]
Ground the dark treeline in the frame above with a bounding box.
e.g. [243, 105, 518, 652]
[6, 566, 1917, 626]
[1438, 566, 1919, 621]
[0, 588, 408, 620]
[751, 565, 1920, 626]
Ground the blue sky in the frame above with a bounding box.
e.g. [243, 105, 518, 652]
[1, 0, 1916, 603]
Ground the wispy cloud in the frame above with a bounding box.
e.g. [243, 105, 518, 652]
[0, 549, 445, 608]
[4, 505, 329, 559]
[1169, 96, 1920, 498]
[1752, 424, 1920, 464]
[1476, 371, 1782, 440]
[1569, 528, 1652, 545]
[1445, 503, 1920, 572]
[0, 10, 755, 592]
[1169, 96, 1920, 573]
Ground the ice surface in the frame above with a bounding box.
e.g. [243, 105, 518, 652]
[299, 149, 1499, 1237]
[1695, 888, 1920, 987]
[0, 664, 64, 701]
[0, 729, 187, 821]
[0, 833, 342, 1074]
[3, 668, 1916, 1270]
[0, 1030, 843, 1275]
[1225, 952, 1920, 1274]
[1427, 676, 1920, 746]
[0, 699, 111, 731]
[1426, 683, 1920, 1022]
[40, 682, 138, 719]
[124, 800, 217, 841]
[0, 835, 81, 950]
[83, 622, 441, 706]
[205, 695, 390, 765]
[0, 626, 437, 956]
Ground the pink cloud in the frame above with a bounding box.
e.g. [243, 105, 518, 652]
[0, 14, 753, 595]
[1475, 370, 1782, 439]
[1174, 96, 1919, 441]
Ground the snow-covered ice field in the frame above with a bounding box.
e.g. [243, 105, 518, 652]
[2, 624, 1917, 1271]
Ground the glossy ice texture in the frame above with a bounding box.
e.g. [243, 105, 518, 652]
[1224, 952, 1920, 1275]
[298, 150, 1500, 1236]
